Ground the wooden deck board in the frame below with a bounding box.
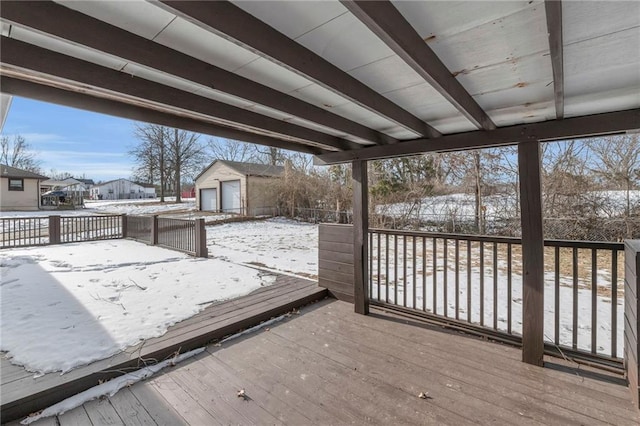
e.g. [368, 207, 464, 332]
[5, 298, 638, 425]
[1, 274, 325, 423]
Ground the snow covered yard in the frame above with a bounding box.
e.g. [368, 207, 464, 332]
[0, 240, 275, 376]
[206, 218, 319, 277]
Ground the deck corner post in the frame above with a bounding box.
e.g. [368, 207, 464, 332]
[195, 218, 208, 258]
[518, 141, 544, 366]
[624, 240, 640, 410]
[352, 159, 369, 315]
[151, 215, 159, 245]
[48, 215, 61, 245]
[121, 213, 128, 239]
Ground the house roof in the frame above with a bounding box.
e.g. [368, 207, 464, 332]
[196, 160, 285, 181]
[72, 178, 95, 185]
[0, 164, 47, 180]
[0, 2, 638, 164]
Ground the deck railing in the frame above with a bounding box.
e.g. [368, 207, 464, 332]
[367, 228, 624, 367]
[0, 217, 48, 248]
[157, 217, 208, 257]
[60, 215, 123, 243]
[126, 215, 153, 243]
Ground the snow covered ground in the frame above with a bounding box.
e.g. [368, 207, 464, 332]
[0, 240, 275, 376]
[84, 198, 196, 215]
[206, 218, 318, 277]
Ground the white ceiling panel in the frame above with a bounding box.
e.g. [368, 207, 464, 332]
[563, 1, 640, 45]
[120, 63, 203, 94]
[565, 87, 640, 118]
[392, 0, 536, 42]
[56, 0, 174, 40]
[474, 80, 553, 112]
[288, 83, 353, 109]
[348, 55, 425, 95]
[295, 10, 395, 72]
[381, 82, 462, 122]
[234, 57, 316, 94]
[153, 17, 259, 72]
[488, 100, 555, 127]
[232, 0, 347, 40]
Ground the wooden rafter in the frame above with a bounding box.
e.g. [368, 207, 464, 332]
[545, 0, 564, 119]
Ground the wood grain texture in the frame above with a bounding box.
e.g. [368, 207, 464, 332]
[624, 240, 640, 410]
[318, 224, 355, 301]
[518, 141, 545, 366]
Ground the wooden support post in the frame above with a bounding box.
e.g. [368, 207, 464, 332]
[195, 218, 208, 258]
[151, 215, 158, 245]
[48, 215, 61, 245]
[352, 160, 369, 315]
[121, 214, 128, 239]
[624, 240, 640, 410]
[518, 141, 545, 366]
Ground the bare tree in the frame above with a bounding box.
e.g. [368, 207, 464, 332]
[167, 128, 205, 202]
[132, 124, 170, 201]
[0, 134, 42, 172]
[207, 138, 254, 162]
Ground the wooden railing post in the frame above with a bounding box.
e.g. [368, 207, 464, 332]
[49, 215, 61, 245]
[352, 160, 369, 315]
[121, 214, 128, 239]
[625, 240, 640, 410]
[151, 215, 158, 245]
[518, 141, 545, 366]
[195, 218, 208, 258]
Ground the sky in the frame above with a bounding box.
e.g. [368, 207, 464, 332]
[1, 97, 142, 182]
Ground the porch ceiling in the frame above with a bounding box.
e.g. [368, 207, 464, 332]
[0, 1, 638, 162]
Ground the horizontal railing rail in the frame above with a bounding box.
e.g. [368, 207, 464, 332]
[368, 228, 624, 369]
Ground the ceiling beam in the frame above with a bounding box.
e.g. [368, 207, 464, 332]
[341, 0, 495, 131]
[0, 37, 357, 152]
[314, 109, 640, 164]
[158, 0, 441, 139]
[0, 0, 395, 146]
[544, 0, 564, 119]
[0, 76, 327, 156]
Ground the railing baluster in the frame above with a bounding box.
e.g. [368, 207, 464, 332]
[403, 235, 407, 307]
[443, 238, 448, 317]
[422, 236, 426, 312]
[455, 239, 460, 320]
[573, 247, 579, 350]
[433, 238, 437, 314]
[591, 248, 597, 354]
[493, 242, 498, 330]
[377, 232, 381, 302]
[507, 243, 512, 334]
[555, 246, 560, 346]
[369, 231, 373, 298]
[480, 241, 485, 326]
[467, 240, 472, 323]
[611, 250, 618, 358]
[394, 234, 398, 305]
[385, 233, 390, 303]
[412, 236, 417, 309]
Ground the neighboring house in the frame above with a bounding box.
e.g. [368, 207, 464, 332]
[90, 179, 156, 200]
[195, 160, 284, 215]
[0, 164, 48, 211]
[181, 186, 196, 199]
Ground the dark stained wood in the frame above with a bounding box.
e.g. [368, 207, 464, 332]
[318, 224, 356, 301]
[0, 37, 356, 152]
[314, 109, 640, 164]
[0, 0, 394, 146]
[0, 275, 325, 423]
[625, 239, 640, 409]
[1, 76, 325, 156]
[518, 141, 545, 366]
[352, 161, 369, 314]
[544, 0, 564, 119]
[342, 0, 495, 130]
[51, 299, 638, 426]
[158, 0, 440, 139]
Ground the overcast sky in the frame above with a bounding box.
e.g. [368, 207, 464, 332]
[2, 97, 140, 182]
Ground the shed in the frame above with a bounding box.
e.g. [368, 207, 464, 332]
[0, 164, 48, 211]
[195, 160, 284, 215]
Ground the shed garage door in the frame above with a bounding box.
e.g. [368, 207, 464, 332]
[200, 188, 217, 211]
[221, 180, 241, 213]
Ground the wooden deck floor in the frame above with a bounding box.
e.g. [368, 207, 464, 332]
[11, 299, 639, 425]
[1, 274, 325, 423]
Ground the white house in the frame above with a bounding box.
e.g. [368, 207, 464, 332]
[195, 160, 284, 215]
[90, 179, 156, 200]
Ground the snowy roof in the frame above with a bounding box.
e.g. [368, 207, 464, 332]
[1, 2, 638, 163]
[0, 164, 47, 180]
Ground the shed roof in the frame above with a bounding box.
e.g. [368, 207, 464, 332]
[196, 160, 285, 181]
[0, 1, 638, 164]
[0, 164, 47, 180]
